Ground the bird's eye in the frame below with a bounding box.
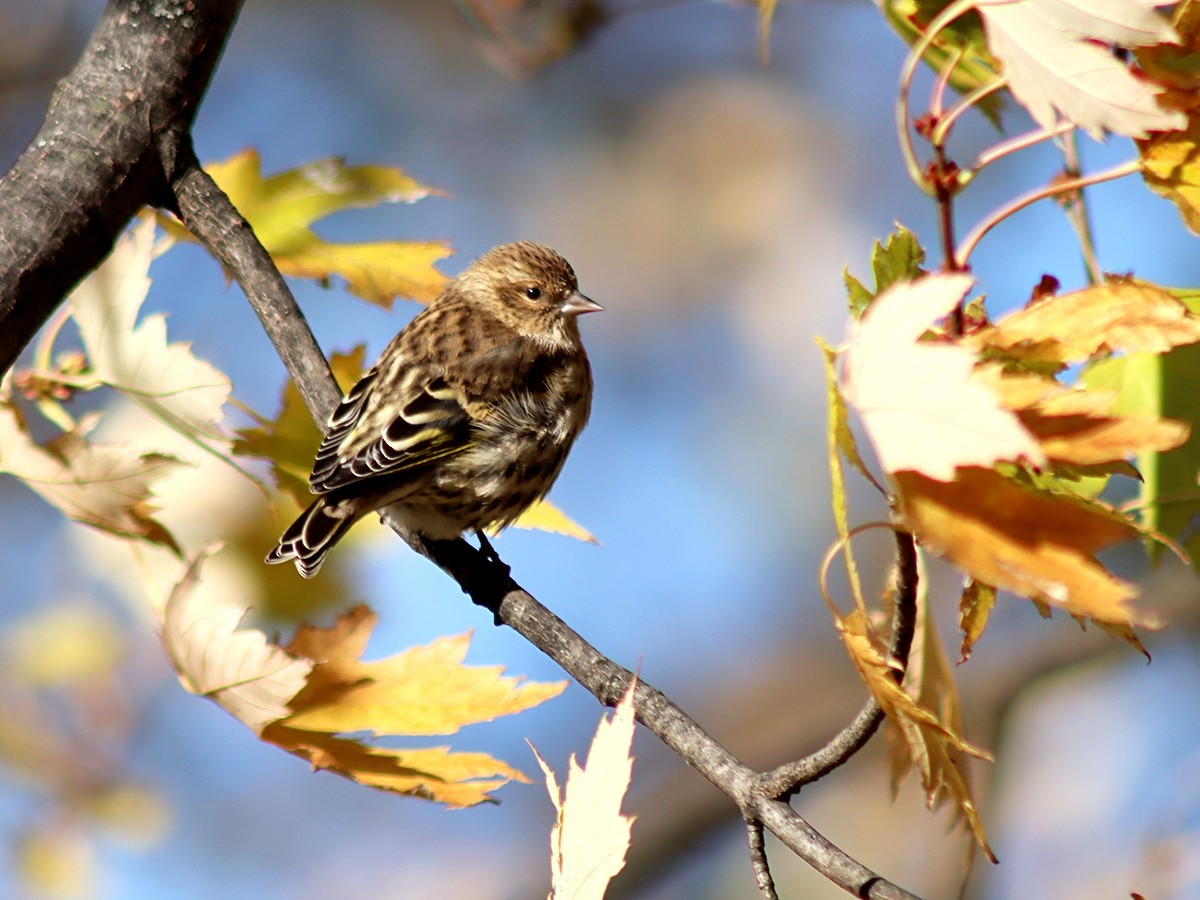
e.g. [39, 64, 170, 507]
[524, 286, 542, 300]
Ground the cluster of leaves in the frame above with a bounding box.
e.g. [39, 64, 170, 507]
[805, 0, 1200, 864]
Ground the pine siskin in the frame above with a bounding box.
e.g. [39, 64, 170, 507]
[266, 241, 602, 578]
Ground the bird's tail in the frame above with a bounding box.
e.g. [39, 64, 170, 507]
[265, 497, 356, 578]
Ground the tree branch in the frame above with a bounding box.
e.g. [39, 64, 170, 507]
[163, 127, 920, 900]
[0, 0, 244, 379]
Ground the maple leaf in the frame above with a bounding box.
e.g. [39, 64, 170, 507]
[971, 279, 1200, 364]
[838, 608, 995, 861]
[894, 467, 1151, 633]
[0, 388, 181, 551]
[158, 583, 561, 807]
[1140, 116, 1200, 234]
[68, 216, 231, 444]
[234, 346, 367, 507]
[842, 223, 927, 319]
[841, 273, 1045, 481]
[977, 0, 1185, 139]
[534, 679, 637, 900]
[282, 608, 566, 736]
[166, 150, 451, 308]
[162, 550, 313, 734]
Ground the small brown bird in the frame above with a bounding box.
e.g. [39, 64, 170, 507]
[266, 241, 602, 578]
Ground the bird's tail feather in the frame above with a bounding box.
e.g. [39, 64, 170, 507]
[265, 498, 355, 578]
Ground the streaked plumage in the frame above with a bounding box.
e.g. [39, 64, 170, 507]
[266, 241, 601, 578]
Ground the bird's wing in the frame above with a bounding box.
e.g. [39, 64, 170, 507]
[308, 368, 472, 494]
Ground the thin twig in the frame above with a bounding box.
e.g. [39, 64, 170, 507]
[754, 529, 919, 797]
[954, 158, 1141, 269]
[746, 817, 780, 900]
[930, 74, 1008, 147]
[1058, 130, 1103, 285]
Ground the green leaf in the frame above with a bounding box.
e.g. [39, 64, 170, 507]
[1082, 340, 1200, 570]
[844, 224, 927, 318]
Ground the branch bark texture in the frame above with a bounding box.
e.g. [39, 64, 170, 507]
[0, 0, 244, 377]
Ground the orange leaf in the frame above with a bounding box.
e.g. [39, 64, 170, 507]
[837, 608, 995, 861]
[895, 468, 1152, 633]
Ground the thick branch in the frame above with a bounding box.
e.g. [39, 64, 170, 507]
[0, 0, 244, 378]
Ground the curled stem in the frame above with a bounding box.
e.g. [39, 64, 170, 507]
[896, 0, 988, 194]
[955, 158, 1141, 269]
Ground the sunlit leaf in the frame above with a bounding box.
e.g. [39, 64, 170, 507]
[534, 679, 637, 900]
[971, 278, 1200, 364]
[168, 150, 451, 308]
[837, 607, 994, 860]
[162, 549, 313, 734]
[69, 216, 231, 444]
[283, 608, 566, 736]
[504, 498, 597, 544]
[978, 0, 1185, 138]
[842, 274, 1044, 480]
[894, 468, 1152, 637]
[0, 390, 181, 551]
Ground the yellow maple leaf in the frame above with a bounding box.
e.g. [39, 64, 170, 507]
[168, 149, 451, 307]
[504, 498, 597, 544]
[261, 725, 525, 808]
[971, 279, 1200, 364]
[234, 346, 367, 506]
[894, 468, 1152, 634]
[283, 607, 566, 736]
[158, 563, 562, 806]
[838, 608, 995, 861]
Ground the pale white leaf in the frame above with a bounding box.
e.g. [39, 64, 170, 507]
[69, 216, 231, 442]
[979, 0, 1184, 138]
[161, 549, 312, 735]
[841, 274, 1045, 481]
[0, 384, 181, 547]
[535, 680, 638, 900]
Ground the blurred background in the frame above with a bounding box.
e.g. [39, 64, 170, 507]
[1, 1, 1199, 898]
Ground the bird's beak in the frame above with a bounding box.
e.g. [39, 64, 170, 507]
[561, 291, 604, 316]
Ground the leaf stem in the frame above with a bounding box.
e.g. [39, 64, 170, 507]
[896, 0, 985, 195]
[955, 158, 1141, 269]
[970, 120, 1076, 175]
